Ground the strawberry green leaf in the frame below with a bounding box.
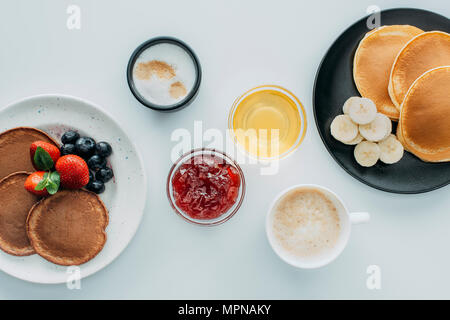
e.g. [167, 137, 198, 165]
[48, 171, 60, 194]
[34, 147, 54, 171]
[34, 172, 49, 191]
[33, 171, 60, 195]
[50, 171, 60, 186]
[46, 181, 58, 195]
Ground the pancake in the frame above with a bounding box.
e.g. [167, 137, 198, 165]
[399, 66, 450, 162]
[0, 127, 59, 180]
[0, 172, 38, 256]
[396, 117, 408, 150]
[389, 31, 450, 109]
[353, 25, 423, 120]
[27, 189, 108, 266]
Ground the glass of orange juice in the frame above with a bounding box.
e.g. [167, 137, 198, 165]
[228, 85, 307, 160]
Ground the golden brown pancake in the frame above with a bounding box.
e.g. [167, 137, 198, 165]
[0, 127, 59, 180]
[399, 66, 450, 162]
[353, 25, 423, 120]
[0, 172, 38, 256]
[389, 31, 450, 109]
[396, 118, 408, 150]
[27, 189, 108, 266]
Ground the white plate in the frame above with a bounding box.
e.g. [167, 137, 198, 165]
[0, 94, 147, 284]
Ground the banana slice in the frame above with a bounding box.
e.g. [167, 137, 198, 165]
[381, 114, 393, 138]
[378, 134, 404, 164]
[359, 113, 391, 142]
[382, 126, 392, 140]
[342, 96, 360, 114]
[354, 141, 380, 167]
[330, 115, 358, 143]
[347, 97, 377, 124]
[343, 133, 364, 145]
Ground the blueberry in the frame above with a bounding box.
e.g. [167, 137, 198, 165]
[61, 131, 80, 144]
[86, 170, 98, 191]
[60, 144, 76, 156]
[95, 142, 112, 158]
[96, 167, 113, 183]
[89, 170, 95, 183]
[86, 180, 105, 194]
[87, 155, 106, 170]
[75, 137, 96, 158]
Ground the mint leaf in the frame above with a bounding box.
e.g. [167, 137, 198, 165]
[34, 147, 54, 171]
[50, 171, 60, 186]
[33, 171, 60, 195]
[48, 171, 60, 194]
[46, 181, 58, 195]
[34, 172, 49, 191]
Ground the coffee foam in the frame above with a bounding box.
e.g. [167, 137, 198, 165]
[132, 43, 196, 106]
[271, 188, 341, 259]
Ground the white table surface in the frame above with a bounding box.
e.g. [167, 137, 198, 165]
[0, 0, 448, 299]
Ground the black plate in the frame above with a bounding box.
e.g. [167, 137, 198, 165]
[313, 8, 450, 194]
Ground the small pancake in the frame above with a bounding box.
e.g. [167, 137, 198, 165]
[399, 66, 450, 162]
[0, 172, 38, 256]
[395, 118, 408, 150]
[0, 127, 59, 180]
[27, 189, 109, 266]
[353, 25, 423, 120]
[389, 31, 450, 109]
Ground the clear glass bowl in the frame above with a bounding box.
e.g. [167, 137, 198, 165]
[166, 148, 246, 226]
[228, 84, 307, 161]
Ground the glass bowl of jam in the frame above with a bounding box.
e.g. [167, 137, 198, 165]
[167, 148, 246, 226]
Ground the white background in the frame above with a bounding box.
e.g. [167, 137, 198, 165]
[0, 0, 449, 299]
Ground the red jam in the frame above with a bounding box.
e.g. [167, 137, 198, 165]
[172, 154, 241, 220]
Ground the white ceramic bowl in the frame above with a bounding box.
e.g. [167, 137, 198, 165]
[0, 94, 147, 283]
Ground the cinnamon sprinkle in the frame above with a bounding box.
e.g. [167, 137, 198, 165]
[134, 60, 176, 80]
[169, 81, 187, 99]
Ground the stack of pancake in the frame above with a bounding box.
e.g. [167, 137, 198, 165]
[353, 26, 450, 162]
[0, 127, 108, 266]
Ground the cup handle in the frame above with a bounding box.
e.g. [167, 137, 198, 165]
[349, 212, 370, 224]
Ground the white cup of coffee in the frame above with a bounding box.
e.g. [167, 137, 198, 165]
[266, 184, 369, 269]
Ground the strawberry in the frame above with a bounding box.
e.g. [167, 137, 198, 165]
[30, 141, 60, 170]
[24, 172, 48, 196]
[55, 155, 90, 189]
[24, 172, 49, 196]
[24, 171, 60, 196]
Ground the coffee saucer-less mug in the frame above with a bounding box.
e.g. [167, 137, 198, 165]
[266, 184, 369, 269]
